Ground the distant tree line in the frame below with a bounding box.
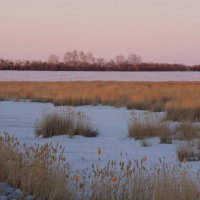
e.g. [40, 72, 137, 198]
[0, 50, 199, 71]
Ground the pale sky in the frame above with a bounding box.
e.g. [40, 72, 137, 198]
[0, 0, 200, 65]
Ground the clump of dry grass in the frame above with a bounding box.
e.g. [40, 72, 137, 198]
[166, 108, 200, 122]
[0, 133, 71, 200]
[1, 133, 200, 200]
[128, 113, 172, 141]
[175, 123, 199, 140]
[160, 129, 173, 144]
[35, 108, 98, 138]
[127, 98, 167, 112]
[177, 141, 200, 162]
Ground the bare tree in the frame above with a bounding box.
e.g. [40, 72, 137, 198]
[63, 50, 95, 66]
[96, 58, 105, 67]
[127, 54, 142, 65]
[70, 50, 79, 64]
[86, 53, 95, 64]
[0, 59, 5, 66]
[114, 54, 126, 65]
[63, 50, 78, 64]
[63, 51, 72, 64]
[79, 51, 88, 63]
[48, 54, 59, 64]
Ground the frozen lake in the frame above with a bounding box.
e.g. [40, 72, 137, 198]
[0, 71, 200, 81]
[0, 101, 179, 170]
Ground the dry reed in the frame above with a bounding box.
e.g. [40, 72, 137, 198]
[175, 123, 199, 140]
[1, 81, 200, 121]
[1, 133, 200, 200]
[128, 113, 172, 140]
[35, 108, 98, 138]
[177, 141, 200, 162]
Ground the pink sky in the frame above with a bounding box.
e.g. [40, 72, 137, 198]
[0, 0, 200, 65]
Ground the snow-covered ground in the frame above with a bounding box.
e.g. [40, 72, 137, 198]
[0, 71, 200, 82]
[0, 182, 32, 200]
[0, 101, 199, 171]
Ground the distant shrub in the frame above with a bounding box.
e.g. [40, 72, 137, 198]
[35, 108, 98, 138]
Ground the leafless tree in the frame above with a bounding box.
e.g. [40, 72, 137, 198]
[86, 53, 95, 64]
[70, 50, 79, 64]
[127, 54, 142, 65]
[78, 51, 88, 63]
[63, 51, 72, 64]
[48, 54, 59, 64]
[96, 58, 105, 66]
[114, 54, 126, 65]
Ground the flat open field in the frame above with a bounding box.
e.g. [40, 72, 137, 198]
[0, 81, 200, 111]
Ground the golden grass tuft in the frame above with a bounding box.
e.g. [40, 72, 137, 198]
[128, 113, 172, 141]
[166, 108, 200, 122]
[35, 108, 98, 138]
[175, 123, 199, 140]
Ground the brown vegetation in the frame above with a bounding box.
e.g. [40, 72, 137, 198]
[177, 141, 200, 162]
[0, 133, 70, 200]
[175, 123, 199, 140]
[0, 81, 200, 121]
[35, 108, 98, 138]
[128, 114, 172, 141]
[1, 60, 195, 71]
[166, 108, 200, 121]
[1, 133, 200, 200]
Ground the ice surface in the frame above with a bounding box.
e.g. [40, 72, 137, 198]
[0, 71, 200, 82]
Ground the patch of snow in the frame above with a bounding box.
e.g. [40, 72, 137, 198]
[0, 101, 198, 171]
[0, 182, 32, 200]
